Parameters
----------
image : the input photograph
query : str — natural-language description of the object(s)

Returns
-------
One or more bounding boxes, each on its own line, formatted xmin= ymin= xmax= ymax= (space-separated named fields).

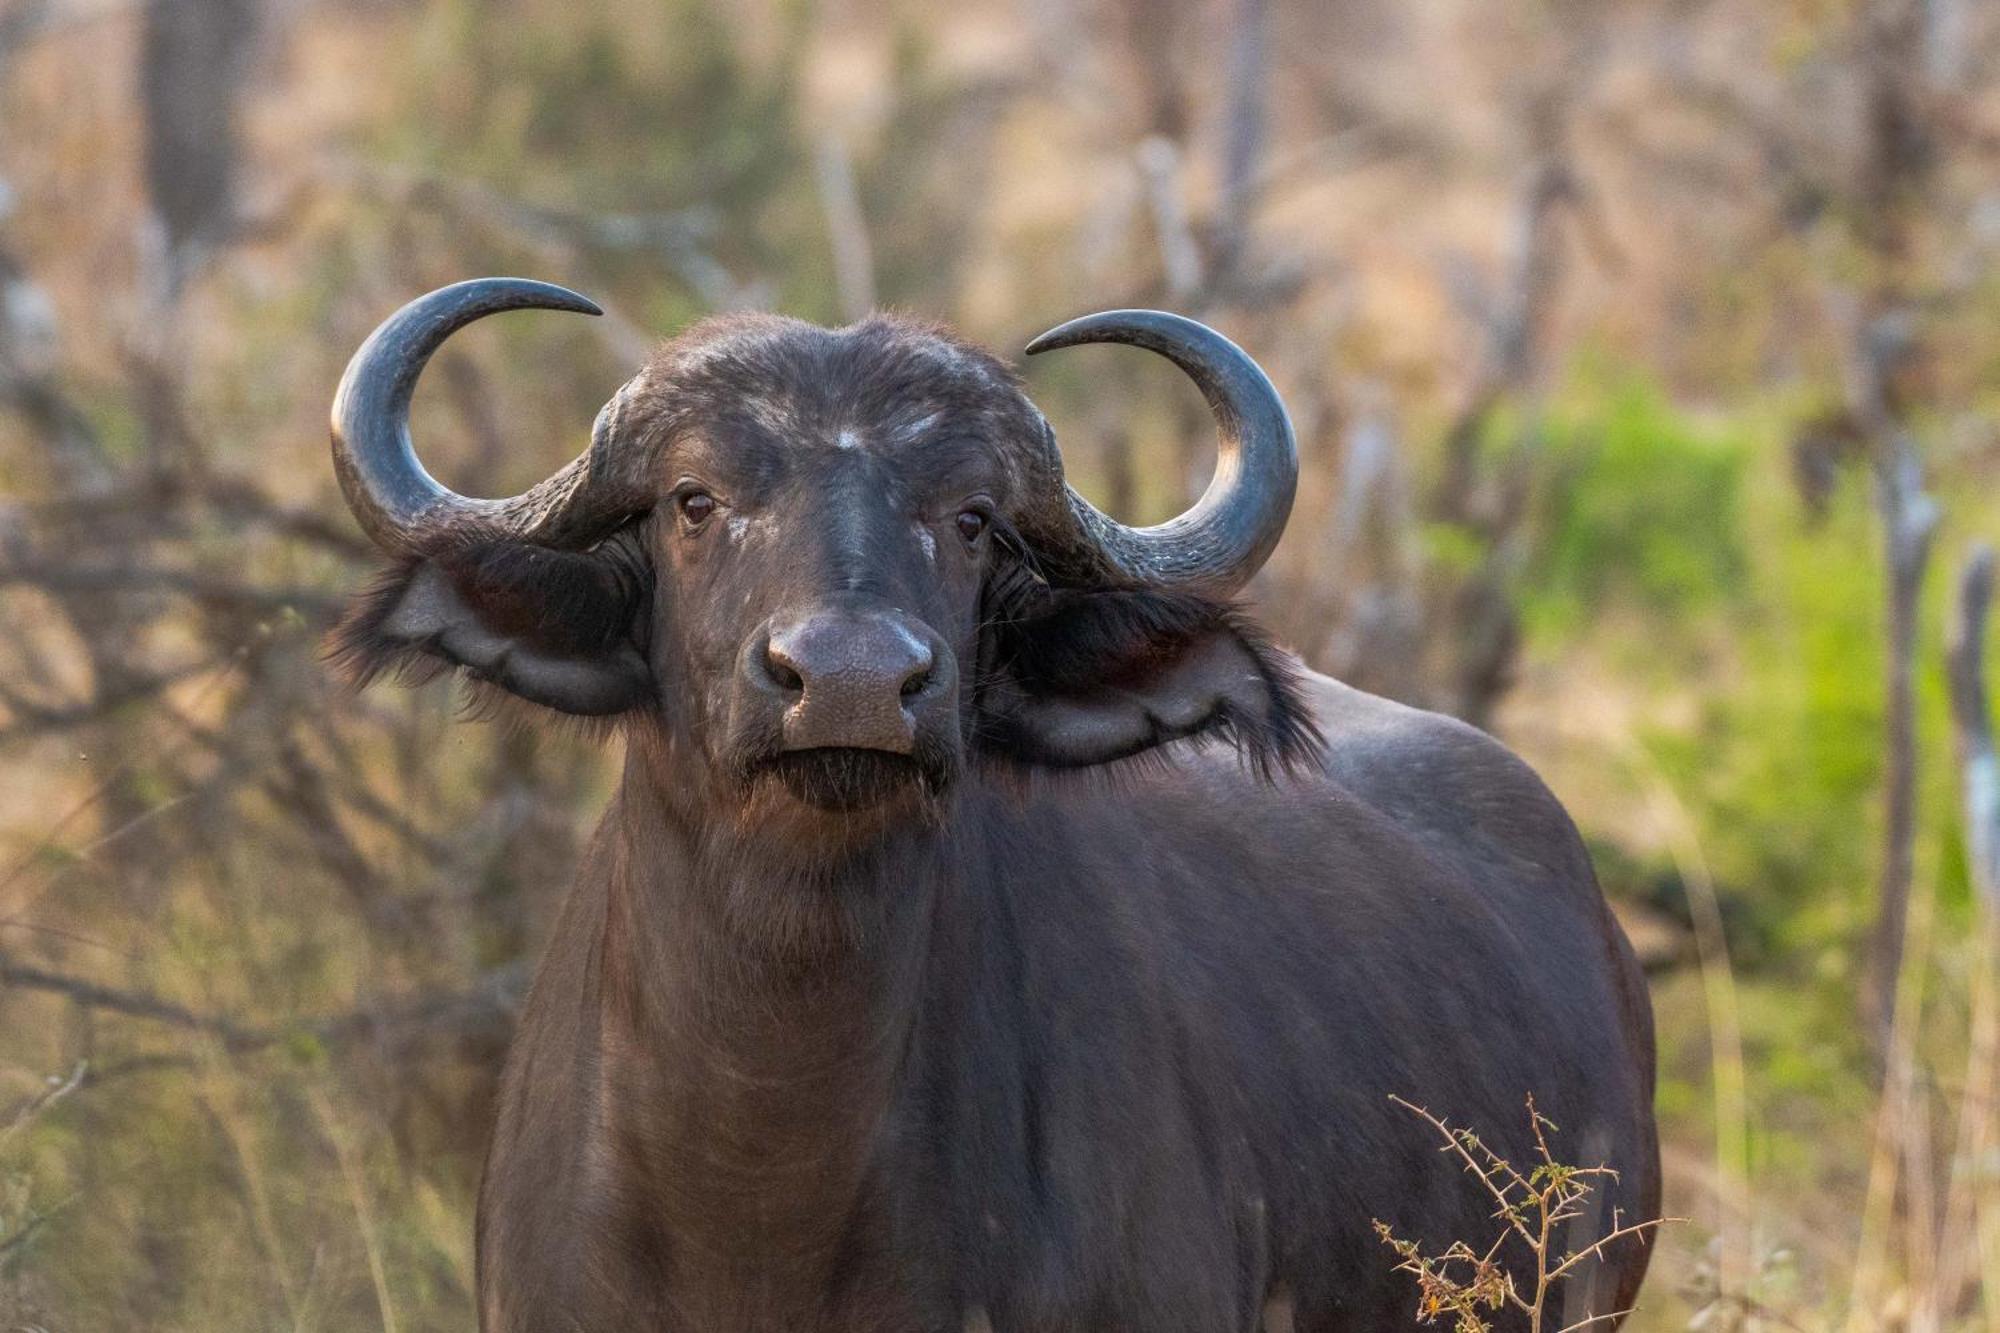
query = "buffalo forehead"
xmin=646 ymin=323 xmax=1031 ymax=493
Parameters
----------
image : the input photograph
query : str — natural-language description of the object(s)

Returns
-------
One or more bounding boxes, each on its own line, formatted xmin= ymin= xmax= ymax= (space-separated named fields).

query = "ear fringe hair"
xmin=976 ymin=567 xmax=1324 ymax=782
xmin=323 ymin=526 xmax=653 ymax=737
xmin=1207 ymin=607 xmax=1323 ymax=781
xmin=324 ymin=570 xmax=642 ymax=741
xmin=322 ymin=556 xmax=445 ymax=691
xmin=974 ymin=640 xmax=1319 ymax=788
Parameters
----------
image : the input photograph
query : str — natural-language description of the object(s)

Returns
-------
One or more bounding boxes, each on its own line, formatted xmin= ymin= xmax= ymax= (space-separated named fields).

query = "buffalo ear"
xmin=975 ymin=585 xmax=1319 ymax=772
xmin=327 ymin=530 xmax=653 ymax=717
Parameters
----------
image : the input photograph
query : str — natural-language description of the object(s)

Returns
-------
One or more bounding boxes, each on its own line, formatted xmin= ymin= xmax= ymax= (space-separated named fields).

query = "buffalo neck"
xmin=588 ymin=748 xmax=951 ymax=1304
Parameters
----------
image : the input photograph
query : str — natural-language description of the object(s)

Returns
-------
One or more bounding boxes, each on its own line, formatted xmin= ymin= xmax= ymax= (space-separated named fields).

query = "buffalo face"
xmin=328 ymin=283 xmax=1317 ymax=836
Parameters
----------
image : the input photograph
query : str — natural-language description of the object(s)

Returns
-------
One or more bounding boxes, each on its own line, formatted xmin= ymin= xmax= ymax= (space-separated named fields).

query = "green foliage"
xmin=1521 ymin=374 xmax=1913 ymax=936
xmin=1525 ymin=369 xmax=1749 ymax=643
xmin=1422 ymin=520 xmax=1491 ymax=581
xmin=1631 ymin=413 xmax=1967 ymax=952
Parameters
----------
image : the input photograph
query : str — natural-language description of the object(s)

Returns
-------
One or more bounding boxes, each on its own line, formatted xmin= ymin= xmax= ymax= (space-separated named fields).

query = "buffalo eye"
xmin=956 ymin=509 xmax=987 ymax=545
xmin=678 ymin=491 xmax=717 ymax=530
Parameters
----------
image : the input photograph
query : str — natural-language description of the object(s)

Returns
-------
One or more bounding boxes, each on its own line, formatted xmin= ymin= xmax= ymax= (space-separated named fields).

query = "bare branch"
xmin=1950 ymin=545 xmax=1999 ymax=906
xmin=1930 ymin=543 xmax=2000 ymax=1321
xmin=0 ymin=559 xmax=341 ymax=617
xmin=0 ymin=1190 xmax=73 ymax=1260
xmin=141 ymin=0 xmax=260 ymax=299
xmin=1382 ymin=1095 xmax=1673 ymax=1332
xmin=1389 ymin=1095 xmax=1540 ymax=1249
xmin=1209 ymin=0 xmax=1269 ymax=293
xmin=11 ymin=471 xmax=373 ymax=560
xmin=326 ymin=158 xmax=714 ymax=354
xmin=1553 ymin=1308 xmax=1638 ymax=1333
xmin=0 ymin=1058 xmax=83 ymax=1141
xmin=1544 ymin=1214 xmax=1674 ymax=1286
xmin=1851 ymin=308 xmax=1940 ymax=1038
xmin=1136 ymin=136 xmax=1202 ymax=304
xmin=814 ymin=131 xmax=875 ymax=322
xmin=0 ymin=951 xmax=528 ymax=1055
xmin=0 ymin=952 xmax=257 ymax=1044
xmin=0 ymin=655 xmax=221 ymax=740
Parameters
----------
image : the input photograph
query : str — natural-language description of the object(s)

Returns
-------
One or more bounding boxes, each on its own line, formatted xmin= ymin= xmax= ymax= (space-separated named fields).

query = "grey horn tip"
xmin=1024 ymin=309 xmax=1186 ymax=357
xmin=450 ymin=276 xmax=603 ymax=318
xmin=1021 ymin=328 xmax=1066 ymax=357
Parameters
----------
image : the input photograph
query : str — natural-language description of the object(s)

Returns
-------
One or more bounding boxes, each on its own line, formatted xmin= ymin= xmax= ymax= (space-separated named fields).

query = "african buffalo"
xmin=329 ymin=278 xmax=1658 ymax=1332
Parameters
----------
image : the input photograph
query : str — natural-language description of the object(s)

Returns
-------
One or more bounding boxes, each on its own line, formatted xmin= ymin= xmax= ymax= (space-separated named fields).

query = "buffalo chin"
xmin=762 ymin=748 xmax=936 ymax=813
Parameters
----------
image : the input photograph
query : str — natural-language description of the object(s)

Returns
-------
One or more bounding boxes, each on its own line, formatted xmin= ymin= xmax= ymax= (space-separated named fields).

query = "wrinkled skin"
xmin=333 ymin=312 xmax=1659 ymax=1332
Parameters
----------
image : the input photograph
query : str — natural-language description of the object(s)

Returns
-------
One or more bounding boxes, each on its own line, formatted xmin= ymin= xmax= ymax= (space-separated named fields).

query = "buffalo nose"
xmin=758 ymin=609 xmax=944 ymax=753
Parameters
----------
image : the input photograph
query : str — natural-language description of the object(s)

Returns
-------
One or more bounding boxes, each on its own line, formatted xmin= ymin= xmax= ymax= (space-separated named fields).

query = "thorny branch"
xmin=1378 ymin=1095 xmax=1672 ymax=1333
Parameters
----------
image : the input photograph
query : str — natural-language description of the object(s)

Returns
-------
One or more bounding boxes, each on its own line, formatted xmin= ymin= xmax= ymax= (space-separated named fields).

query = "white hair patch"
xmin=893 ymin=411 xmax=943 ymax=445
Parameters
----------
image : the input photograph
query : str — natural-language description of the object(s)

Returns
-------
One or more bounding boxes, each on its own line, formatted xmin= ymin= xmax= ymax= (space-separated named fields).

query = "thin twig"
xmin=0 ymin=952 xmax=528 ymax=1055
xmin=308 ymin=1085 xmax=400 ymax=1333
xmin=1381 ymin=1095 xmax=1674 ymax=1332
xmin=0 ymin=1058 xmax=83 ymax=1141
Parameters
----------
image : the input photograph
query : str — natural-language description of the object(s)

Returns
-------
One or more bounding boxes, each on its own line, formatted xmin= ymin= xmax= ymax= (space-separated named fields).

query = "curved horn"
xmin=332 ymin=278 xmax=652 ymax=555
xmin=1022 ymin=310 xmax=1297 ymax=598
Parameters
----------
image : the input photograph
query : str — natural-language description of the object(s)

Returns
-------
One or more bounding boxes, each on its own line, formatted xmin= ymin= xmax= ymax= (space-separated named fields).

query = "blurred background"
xmin=0 ymin=0 xmax=1995 ymax=1327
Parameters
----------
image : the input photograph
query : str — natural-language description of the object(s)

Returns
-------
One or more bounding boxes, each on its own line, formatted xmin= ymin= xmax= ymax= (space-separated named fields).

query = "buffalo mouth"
xmin=758 ymin=747 xmax=938 ymax=812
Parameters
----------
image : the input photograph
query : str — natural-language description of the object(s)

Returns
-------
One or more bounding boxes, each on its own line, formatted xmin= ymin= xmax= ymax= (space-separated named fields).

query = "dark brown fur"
xmin=331 ymin=314 xmax=1659 ymax=1332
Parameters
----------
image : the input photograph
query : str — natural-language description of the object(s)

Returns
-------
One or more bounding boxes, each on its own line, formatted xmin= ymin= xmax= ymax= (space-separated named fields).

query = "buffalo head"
xmin=329 ymin=280 xmax=1312 ymax=839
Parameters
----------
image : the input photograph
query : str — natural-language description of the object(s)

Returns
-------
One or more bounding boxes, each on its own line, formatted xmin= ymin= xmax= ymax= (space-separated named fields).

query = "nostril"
xmin=763 ymin=641 xmax=805 ymax=694
xmin=759 ymin=614 xmax=942 ymax=717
